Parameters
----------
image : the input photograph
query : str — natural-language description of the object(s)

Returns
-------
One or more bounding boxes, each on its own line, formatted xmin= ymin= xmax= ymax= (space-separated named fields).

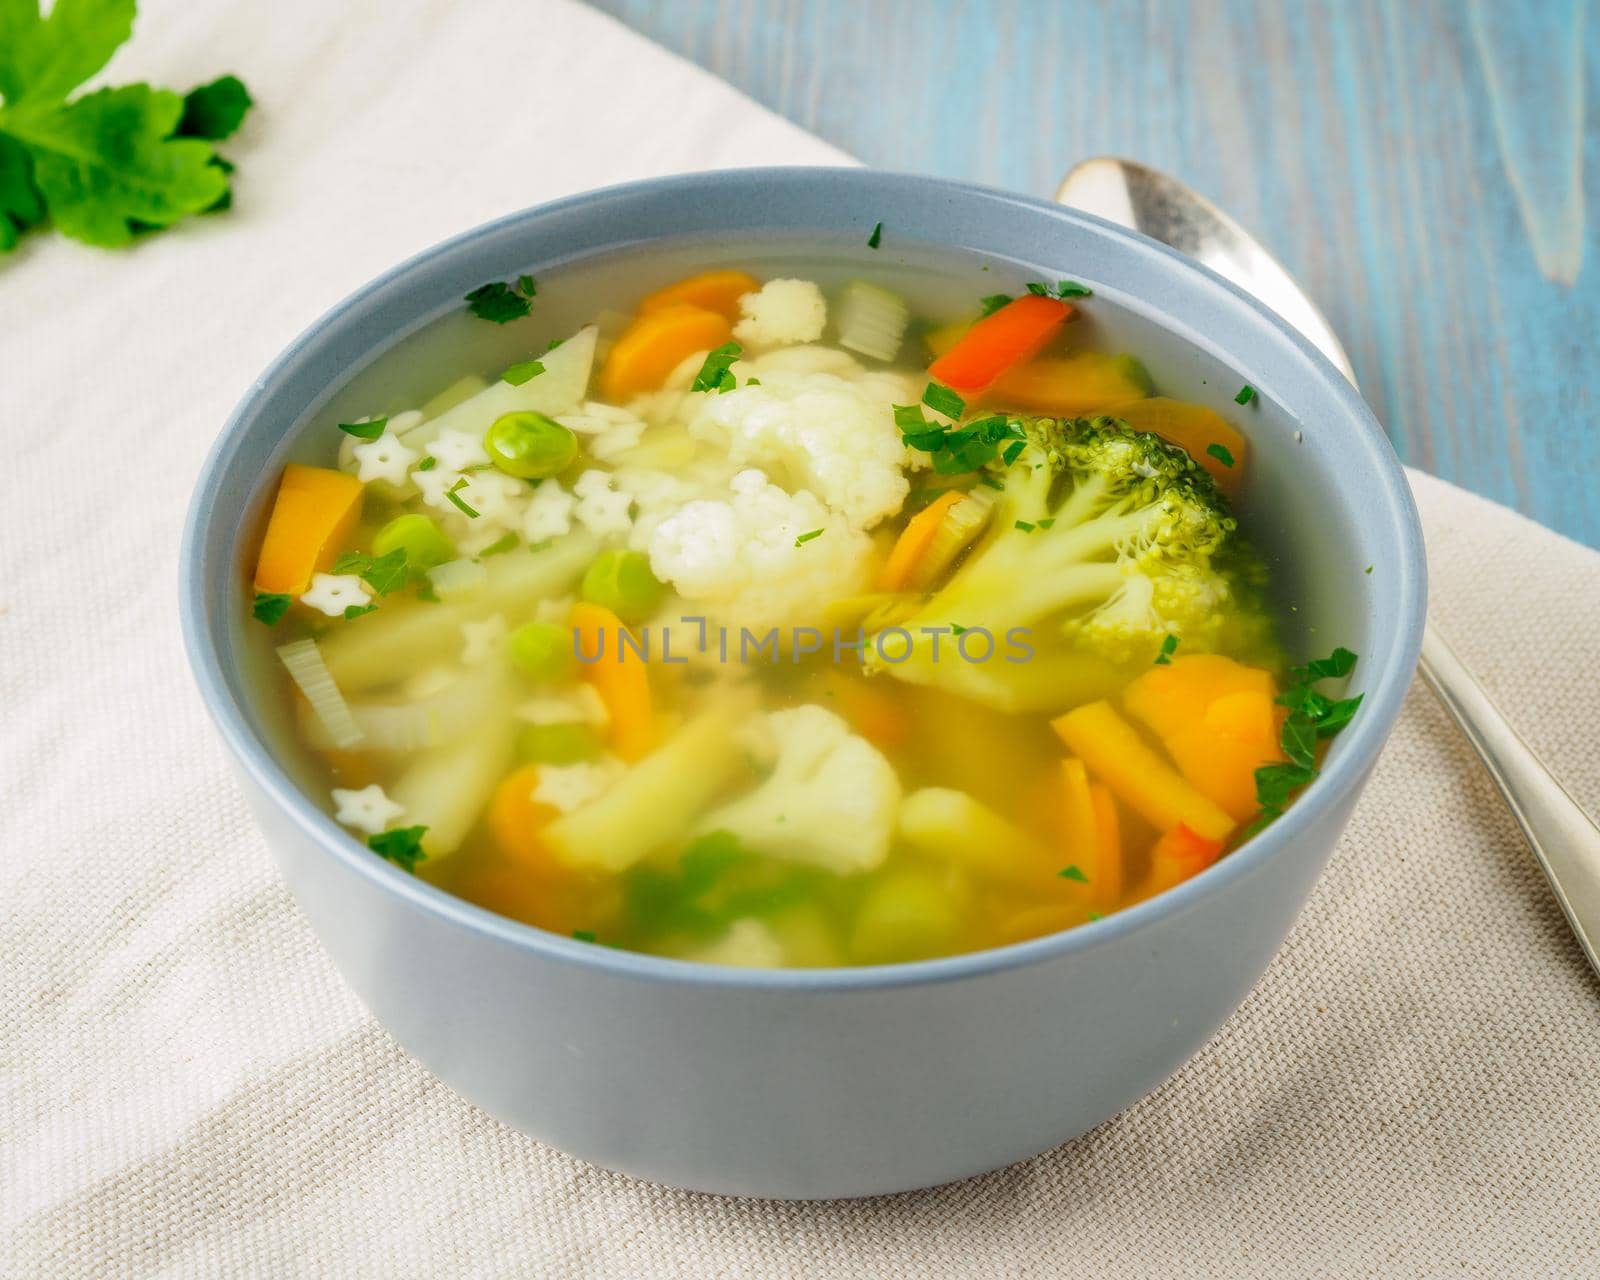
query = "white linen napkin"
xmin=3 ymin=1 xmax=1597 ymax=1275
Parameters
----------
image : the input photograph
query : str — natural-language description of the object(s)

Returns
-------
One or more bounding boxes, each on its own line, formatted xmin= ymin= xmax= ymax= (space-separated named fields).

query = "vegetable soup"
xmin=247 ymin=250 xmax=1363 ymax=967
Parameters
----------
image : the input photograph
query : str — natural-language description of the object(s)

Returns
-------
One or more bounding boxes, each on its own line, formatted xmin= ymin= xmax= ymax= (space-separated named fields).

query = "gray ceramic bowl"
xmin=181 ymin=168 xmax=1425 ymax=1199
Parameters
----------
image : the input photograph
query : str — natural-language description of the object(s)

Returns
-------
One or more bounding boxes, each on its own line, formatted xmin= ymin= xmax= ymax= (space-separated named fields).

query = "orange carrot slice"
xmin=927 ymin=294 xmax=1073 ymax=394
xmin=987 ymin=352 xmax=1152 ymax=415
xmin=1051 ymin=700 xmax=1236 ymax=843
xmin=570 ymin=601 xmax=655 ymax=761
xmin=1109 ymin=398 xmax=1248 ymax=492
xmin=1143 ymin=822 xmax=1227 ymax=898
xmin=253 ymin=463 xmax=364 ymax=595
xmin=875 ymin=491 xmax=963 ymax=591
xmin=1089 ymin=782 xmax=1123 ymax=906
xmin=598 ymin=303 xmax=732 ymax=402
xmin=638 ymin=269 xmax=760 ymax=322
xmin=488 ymin=763 xmax=561 ymax=873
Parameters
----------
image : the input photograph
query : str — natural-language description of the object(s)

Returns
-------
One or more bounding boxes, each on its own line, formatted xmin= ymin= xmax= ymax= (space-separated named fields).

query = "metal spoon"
xmin=1057 ymin=157 xmax=1600 ymax=979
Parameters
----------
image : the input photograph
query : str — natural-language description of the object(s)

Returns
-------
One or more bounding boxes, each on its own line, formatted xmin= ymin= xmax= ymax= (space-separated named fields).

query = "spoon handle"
xmin=1418 ymin=622 xmax=1600 ymax=973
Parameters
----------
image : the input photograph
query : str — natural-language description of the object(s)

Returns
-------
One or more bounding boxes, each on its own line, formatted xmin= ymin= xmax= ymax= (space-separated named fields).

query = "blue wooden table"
xmin=594 ymin=0 xmax=1599 ymax=548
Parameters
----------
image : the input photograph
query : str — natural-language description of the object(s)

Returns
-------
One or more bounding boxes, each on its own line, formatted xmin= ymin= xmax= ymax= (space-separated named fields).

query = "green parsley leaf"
xmin=745 ymin=377 xmax=761 ymax=387
xmin=333 ymin=547 xmax=411 ymax=596
xmin=0 ymin=134 xmax=45 ymax=250
xmin=1058 ymin=865 xmax=1088 ymax=883
xmin=1364 ymin=565 xmax=1374 ymax=575
xmin=902 ymin=427 xmax=950 ymax=453
xmin=691 ymin=341 xmax=742 ymax=393
xmin=1025 ymin=280 xmax=1093 ymax=300
xmin=1001 ymin=439 xmax=1026 ymax=465
xmin=502 ymin=358 xmax=545 ymax=386
xmin=948 ymin=623 xmax=967 ymax=635
xmin=1206 ymin=442 xmax=1236 ymax=468
xmin=978 ymin=293 xmax=1014 ymax=317
xmin=1154 ymin=633 xmax=1179 ymax=665
xmin=251 ymin=591 xmax=291 ymax=625
xmin=478 ymin=532 xmax=519 ymax=558
xmin=794 ymin=528 xmax=824 ymax=547
xmin=1 ymin=83 xmax=230 ymax=249
xmin=465 ymin=280 xmax=533 ymax=323
xmin=342 ymin=602 xmax=377 ymax=620
xmin=517 ymin=274 xmax=537 ymax=297
xmin=337 ymin=417 xmax=387 ymax=440
xmin=572 ymin=929 xmax=598 ymax=943
xmin=1037 ymin=517 xmax=1056 ymax=529
xmin=921 ymin=381 xmax=965 ymax=420
xmin=1249 ymin=647 xmax=1363 ymax=827
xmin=1235 ymin=383 xmax=1257 ymax=405
xmin=417 ymin=455 xmax=437 ymax=471
xmin=867 ymin=220 xmax=883 ymax=248
xmin=444 ymin=478 xmax=479 ymax=518
xmin=367 ymin=825 xmax=428 ymax=872
xmin=175 ymin=74 xmax=252 ymax=141
xmin=1014 ymin=519 xmax=1036 ymax=533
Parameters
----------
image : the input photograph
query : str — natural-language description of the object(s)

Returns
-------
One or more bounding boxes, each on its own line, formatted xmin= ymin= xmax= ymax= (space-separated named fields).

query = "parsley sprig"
xmin=368 ymin=826 xmax=428 ymax=872
xmin=1250 ymin=647 xmax=1363 ymax=832
xmin=691 ymin=341 xmax=742 ymax=393
xmin=465 ymin=274 xmax=537 ymax=323
xmin=0 ymin=2 xmax=252 ymax=254
xmin=1026 ymin=280 xmax=1093 ymax=300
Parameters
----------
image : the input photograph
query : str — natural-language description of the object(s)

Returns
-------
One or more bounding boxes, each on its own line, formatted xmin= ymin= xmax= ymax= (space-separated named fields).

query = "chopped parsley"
xmin=368 ymin=825 xmax=428 ymax=872
xmin=332 ymin=547 xmax=411 ymax=595
xmin=1087 ymin=910 xmax=1104 ymax=921
xmin=1037 ymin=517 xmax=1056 ymax=529
xmin=1014 ymin=519 xmax=1036 ymax=533
xmin=1058 ymin=865 xmax=1089 ymax=883
xmin=1365 ymin=565 xmax=1374 ymax=575
xmin=691 ymin=341 xmax=742 ymax=393
xmin=465 ymin=275 xmax=537 ymax=323
xmin=1026 ymin=280 xmax=1093 ymax=299
xmin=978 ymin=293 xmax=1014 ymax=317
xmin=949 ymin=623 xmax=967 ymax=635
xmin=417 ymin=455 xmax=437 ymax=471
xmin=930 ymin=415 xmax=1025 ymax=476
xmin=478 ymin=532 xmax=519 ymax=558
xmin=1235 ymin=383 xmax=1257 ymax=405
xmin=502 ymin=358 xmax=545 ymax=386
xmin=0 ymin=8 xmax=252 ymax=256
xmin=1206 ymin=442 xmax=1236 ymax=468
xmin=251 ymin=592 xmax=291 ymax=625
xmin=867 ymin=221 xmax=883 ymax=248
xmin=572 ymin=929 xmax=598 ymax=943
xmin=337 ymin=417 xmax=387 ymax=440
xmin=921 ymin=382 xmax=965 ymax=420
xmin=1249 ymin=647 xmax=1363 ymax=832
xmin=342 ymin=603 xmax=377 ymax=620
xmin=1154 ymin=634 xmax=1180 ymax=665
xmin=444 ymin=477 xmax=479 ymax=518
xmin=794 ymin=528 xmax=824 ymax=547
xmin=1001 ymin=439 xmax=1026 ymax=465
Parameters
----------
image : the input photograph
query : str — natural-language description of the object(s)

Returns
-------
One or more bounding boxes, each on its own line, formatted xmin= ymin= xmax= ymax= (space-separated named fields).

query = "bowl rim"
xmin=180 ymin=166 xmax=1426 ymax=992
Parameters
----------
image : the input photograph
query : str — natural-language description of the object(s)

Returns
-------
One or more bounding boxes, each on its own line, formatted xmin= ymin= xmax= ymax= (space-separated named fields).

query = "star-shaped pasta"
xmin=532 ymin=759 xmax=624 ymax=813
xmin=429 ymin=428 xmax=491 ymax=472
xmin=573 ymin=469 xmax=632 ymax=536
xmin=413 ymin=465 xmax=466 ymax=509
xmin=523 ymin=479 xmax=576 ymax=541
xmin=301 ymin=573 xmax=372 ymax=618
xmin=460 ymin=613 xmax=508 ymax=665
xmin=351 ymin=431 xmax=419 ymax=486
xmin=331 ymin=784 xmax=405 ymax=835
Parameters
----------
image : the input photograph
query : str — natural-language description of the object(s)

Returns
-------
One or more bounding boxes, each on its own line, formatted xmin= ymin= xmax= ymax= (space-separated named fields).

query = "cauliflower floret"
xmin=684 ymin=370 xmax=911 ymax=528
xmin=645 ymin=469 xmax=870 ymax=631
xmin=698 ymin=704 xmax=900 ymax=874
xmin=732 ymin=279 xmax=826 ymax=349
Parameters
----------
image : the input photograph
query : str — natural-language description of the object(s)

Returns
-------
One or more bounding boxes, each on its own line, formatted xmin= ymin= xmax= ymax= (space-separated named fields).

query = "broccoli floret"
xmin=866 ymin=416 xmax=1275 ymax=711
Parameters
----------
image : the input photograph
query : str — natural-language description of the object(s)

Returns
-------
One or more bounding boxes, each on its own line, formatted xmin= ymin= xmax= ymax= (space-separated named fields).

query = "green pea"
xmin=581 ymin=548 xmax=665 ymax=623
xmin=372 ymin=513 xmax=455 ymax=569
xmin=508 ymin=620 xmax=574 ymax=683
xmin=484 ymin=411 xmax=578 ymax=479
xmin=517 ymin=721 xmax=603 ymax=765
